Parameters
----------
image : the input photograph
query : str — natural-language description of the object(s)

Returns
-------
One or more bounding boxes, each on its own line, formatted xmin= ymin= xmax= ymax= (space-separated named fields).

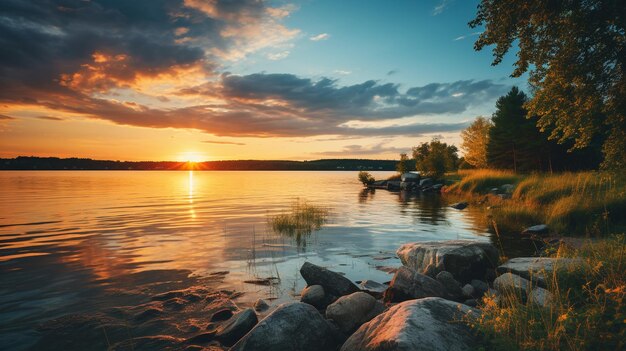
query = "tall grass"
xmin=470 ymin=235 xmax=626 ymax=351
xmin=269 ymin=200 xmax=330 ymax=246
xmin=446 ymin=170 xmax=626 ymax=235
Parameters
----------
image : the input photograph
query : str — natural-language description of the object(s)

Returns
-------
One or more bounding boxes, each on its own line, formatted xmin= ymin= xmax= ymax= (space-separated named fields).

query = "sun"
xmin=178 ymin=152 xmax=206 ymax=163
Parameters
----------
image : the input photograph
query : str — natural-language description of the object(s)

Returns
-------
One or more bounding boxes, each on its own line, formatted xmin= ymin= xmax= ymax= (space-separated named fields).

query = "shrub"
xmin=358 ymin=171 xmax=375 ymax=186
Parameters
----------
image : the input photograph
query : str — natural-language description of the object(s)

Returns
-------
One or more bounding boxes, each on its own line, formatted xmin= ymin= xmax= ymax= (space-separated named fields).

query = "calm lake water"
xmin=0 ymin=171 xmax=526 ymax=349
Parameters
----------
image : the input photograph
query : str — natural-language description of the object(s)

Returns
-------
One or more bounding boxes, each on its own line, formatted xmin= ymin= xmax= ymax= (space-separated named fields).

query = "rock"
xmin=432 ymin=184 xmax=444 ymax=191
xmin=253 ymin=299 xmax=269 ymax=312
xmin=358 ymin=280 xmax=387 ymax=298
xmin=436 ymin=271 xmax=462 ymax=299
xmin=497 ymin=257 xmax=583 ymax=287
xmin=463 ymin=299 xmax=478 ymax=307
xmin=471 ymin=279 xmax=489 ymax=296
xmin=450 ymin=202 xmax=469 ymax=210
xmin=396 ymin=240 xmax=499 ymax=283
xmin=461 ymin=284 xmax=475 ymax=299
xmin=387 ymin=181 xmax=401 ymax=191
xmin=300 ymin=262 xmax=359 ymax=298
xmin=493 ymin=273 xmax=531 ymax=301
xmin=230 ymin=302 xmax=340 ymax=351
xmin=326 ymin=292 xmax=385 ymax=334
xmin=500 ymin=184 xmax=515 ymax=193
xmin=401 ymin=173 xmax=420 ymax=182
xmin=188 ymin=331 xmax=216 ymax=344
xmin=341 ymin=297 xmax=480 ymax=351
xmin=300 ymin=285 xmax=327 ymax=309
xmin=529 ymin=287 xmax=553 ymax=308
xmin=384 ymin=266 xmax=446 ymax=302
xmin=211 ymin=309 xmax=234 ymax=322
xmin=215 ymin=308 xmax=258 ymax=345
xmin=522 ymin=224 xmax=549 ymax=235
xmin=419 ymin=178 xmax=433 ymax=187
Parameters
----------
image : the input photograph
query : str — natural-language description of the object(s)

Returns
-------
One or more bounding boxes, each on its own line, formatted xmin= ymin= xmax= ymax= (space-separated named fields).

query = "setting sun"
xmin=178 ymin=152 xmax=206 ymax=163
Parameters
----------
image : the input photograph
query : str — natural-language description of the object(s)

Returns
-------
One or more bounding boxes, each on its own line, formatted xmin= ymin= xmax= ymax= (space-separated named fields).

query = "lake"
xmin=0 ymin=171 xmax=521 ymax=349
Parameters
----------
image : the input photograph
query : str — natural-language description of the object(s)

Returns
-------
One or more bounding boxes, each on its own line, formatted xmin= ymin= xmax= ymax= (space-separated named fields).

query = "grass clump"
xmin=470 ymin=235 xmax=626 ymax=351
xmin=269 ymin=200 xmax=330 ymax=246
xmin=446 ymin=169 xmax=523 ymax=194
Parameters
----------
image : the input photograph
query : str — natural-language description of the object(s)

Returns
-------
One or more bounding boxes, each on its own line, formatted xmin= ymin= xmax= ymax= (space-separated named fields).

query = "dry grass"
xmin=470 ymin=235 xmax=626 ymax=351
xmin=446 ymin=170 xmax=626 ymax=235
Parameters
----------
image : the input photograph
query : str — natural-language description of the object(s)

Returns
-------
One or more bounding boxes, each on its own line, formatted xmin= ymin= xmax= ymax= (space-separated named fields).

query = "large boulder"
xmin=497 ymin=257 xmax=582 ymax=287
xmin=436 ymin=271 xmax=463 ymax=300
xmin=384 ymin=266 xmax=446 ymax=302
xmin=215 ymin=308 xmax=258 ymax=345
xmin=493 ymin=273 xmax=531 ymax=301
xmin=230 ymin=302 xmax=340 ymax=351
xmin=396 ymin=240 xmax=499 ymax=283
xmin=358 ymin=280 xmax=388 ymax=298
xmin=300 ymin=262 xmax=359 ymax=298
xmin=326 ymin=292 xmax=385 ymax=334
xmin=341 ymin=297 xmax=480 ymax=351
xmin=529 ymin=287 xmax=554 ymax=308
xmin=300 ymin=285 xmax=327 ymax=309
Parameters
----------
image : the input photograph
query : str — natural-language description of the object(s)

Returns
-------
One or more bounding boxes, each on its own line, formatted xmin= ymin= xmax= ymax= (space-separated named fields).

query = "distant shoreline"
xmin=0 ymin=156 xmax=406 ymax=171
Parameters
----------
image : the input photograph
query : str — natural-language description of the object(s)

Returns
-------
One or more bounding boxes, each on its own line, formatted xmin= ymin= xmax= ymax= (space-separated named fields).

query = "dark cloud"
xmin=0 ymin=114 xmax=15 ymax=120
xmin=0 ymin=1 xmax=507 ymax=139
xmin=316 ymin=142 xmax=410 ymax=156
xmin=203 ymin=140 xmax=246 ymax=145
xmin=37 ymin=116 xmax=64 ymax=121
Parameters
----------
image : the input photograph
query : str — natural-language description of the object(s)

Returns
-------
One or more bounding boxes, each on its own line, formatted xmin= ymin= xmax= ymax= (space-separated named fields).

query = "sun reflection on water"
xmin=188 ymin=170 xmax=196 ymax=219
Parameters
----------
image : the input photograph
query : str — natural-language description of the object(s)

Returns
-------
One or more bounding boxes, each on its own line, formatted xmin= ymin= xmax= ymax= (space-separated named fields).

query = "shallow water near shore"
xmin=0 ymin=171 xmax=536 ymax=349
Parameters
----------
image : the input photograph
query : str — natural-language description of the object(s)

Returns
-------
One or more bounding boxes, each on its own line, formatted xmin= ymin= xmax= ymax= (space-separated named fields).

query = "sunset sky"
xmin=0 ymin=0 xmax=525 ymax=161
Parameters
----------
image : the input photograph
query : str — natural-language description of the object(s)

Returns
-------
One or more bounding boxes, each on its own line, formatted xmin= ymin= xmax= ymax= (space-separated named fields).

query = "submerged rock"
xmin=215 ymin=308 xmax=258 ymax=346
xmin=300 ymin=285 xmax=327 ymax=309
xmin=497 ymin=257 xmax=583 ymax=287
xmin=230 ymin=302 xmax=340 ymax=351
xmin=340 ymin=297 xmax=480 ymax=351
xmin=384 ymin=266 xmax=446 ymax=302
xmin=253 ymin=299 xmax=269 ymax=312
xmin=450 ymin=202 xmax=469 ymax=210
xmin=210 ymin=309 xmax=234 ymax=322
xmin=325 ymin=292 xmax=385 ymax=334
xmin=396 ymin=240 xmax=499 ymax=283
xmin=300 ymin=262 xmax=359 ymax=298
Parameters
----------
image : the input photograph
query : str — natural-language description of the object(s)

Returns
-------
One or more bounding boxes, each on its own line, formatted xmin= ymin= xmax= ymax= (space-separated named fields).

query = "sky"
xmin=0 ymin=0 xmax=526 ymax=161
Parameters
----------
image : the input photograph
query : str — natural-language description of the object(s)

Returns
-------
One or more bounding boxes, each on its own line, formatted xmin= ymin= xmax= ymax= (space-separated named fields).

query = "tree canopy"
xmin=470 ymin=0 xmax=626 ymax=169
xmin=461 ymin=116 xmax=492 ymax=168
xmin=412 ymin=139 xmax=458 ymax=179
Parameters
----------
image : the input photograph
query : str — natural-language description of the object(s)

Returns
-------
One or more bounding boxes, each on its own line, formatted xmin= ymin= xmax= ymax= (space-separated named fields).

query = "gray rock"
xmin=529 ymin=287 xmax=554 ymax=308
xmin=450 ymin=201 xmax=469 ymax=210
xmin=497 ymin=257 xmax=583 ymax=287
xmin=253 ymin=299 xmax=269 ymax=312
xmin=384 ymin=266 xmax=446 ymax=302
xmin=419 ymin=178 xmax=434 ymax=188
xmin=215 ymin=308 xmax=258 ymax=345
xmin=463 ymin=299 xmax=478 ymax=307
xmin=436 ymin=271 xmax=462 ymax=299
xmin=493 ymin=273 xmax=531 ymax=301
xmin=300 ymin=262 xmax=359 ymax=298
xmin=325 ymin=292 xmax=385 ymax=334
xmin=401 ymin=173 xmax=420 ymax=182
xmin=461 ymin=284 xmax=475 ymax=299
xmin=341 ymin=297 xmax=480 ymax=351
xmin=396 ymin=240 xmax=499 ymax=283
xmin=500 ymin=184 xmax=515 ymax=193
xmin=471 ymin=279 xmax=489 ymax=296
xmin=358 ymin=280 xmax=387 ymax=298
xmin=300 ymin=285 xmax=327 ymax=309
xmin=522 ymin=224 xmax=549 ymax=235
xmin=230 ymin=302 xmax=340 ymax=351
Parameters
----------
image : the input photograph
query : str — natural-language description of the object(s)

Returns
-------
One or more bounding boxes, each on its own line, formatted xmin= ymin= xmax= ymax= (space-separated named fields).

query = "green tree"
xmin=487 ymin=87 xmax=549 ymax=171
xmin=358 ymin=171 xmax=375 ymax=186
xmin=412 ymin=139 xmax=459 ymax=179
xmin=396 ymin=153 xmax=410 ymax=174
xmin=470 ymin=0 xmax=626 ymax=170
xmin=461 ymin=116 xmax=492 ymax=168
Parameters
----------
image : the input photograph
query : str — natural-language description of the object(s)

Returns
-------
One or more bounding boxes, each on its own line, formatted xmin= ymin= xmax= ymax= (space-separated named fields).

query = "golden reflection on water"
xmin=188 ymin=170 xmax=196 ymax=219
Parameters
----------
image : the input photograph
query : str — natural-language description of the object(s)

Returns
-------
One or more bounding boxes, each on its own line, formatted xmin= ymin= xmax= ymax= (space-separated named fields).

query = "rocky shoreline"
xmin=33 ymin=239 xmax=581 ymax=350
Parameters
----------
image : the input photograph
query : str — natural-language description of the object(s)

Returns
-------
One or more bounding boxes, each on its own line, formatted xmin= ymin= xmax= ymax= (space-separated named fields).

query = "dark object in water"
xmin=450 ymin=202 xmax=468 ymax=210
xmin=211 ymin=309 xmax=234 ymax=322
xmin=243 ymin=277 xmax=280 ymax=286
